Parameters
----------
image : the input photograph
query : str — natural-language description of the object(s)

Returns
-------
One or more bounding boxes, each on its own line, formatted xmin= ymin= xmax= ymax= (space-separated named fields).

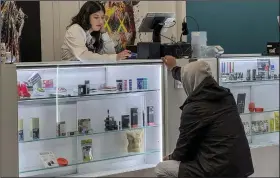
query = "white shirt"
xmin=61 ymin=24 xmax=117 ymax=62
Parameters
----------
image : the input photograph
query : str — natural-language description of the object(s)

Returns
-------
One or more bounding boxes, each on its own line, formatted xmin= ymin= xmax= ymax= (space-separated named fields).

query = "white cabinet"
xmin=40 ymin=1 xmax=80 ymax=61
xmin=53 ymin=1 xmax=80 ymax=61
xmin=40 ymin=2 xmax=55 ymax=62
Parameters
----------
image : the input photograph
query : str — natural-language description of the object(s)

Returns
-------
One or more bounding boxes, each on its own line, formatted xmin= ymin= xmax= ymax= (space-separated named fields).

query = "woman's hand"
xmin=162 ymin=55 xmax=176 ymax=70
xmin=100 ymin=26 xmax=106 ymax=34
xmin=117 ymin=50 xmax=131 ymax=60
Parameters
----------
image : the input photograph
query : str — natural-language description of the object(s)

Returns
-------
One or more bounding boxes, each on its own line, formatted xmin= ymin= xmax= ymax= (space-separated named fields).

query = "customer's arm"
xmin=169 ymin=110 xmax=206 ymax=162
xmin=163 ymin=55 xmax=181 ymax=81
xmin=171 ymin=66 xmax=181 ymax=81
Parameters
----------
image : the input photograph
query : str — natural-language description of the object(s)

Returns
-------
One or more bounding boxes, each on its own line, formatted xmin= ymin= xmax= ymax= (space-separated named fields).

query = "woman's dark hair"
xmin=68 ymin=1 xmax=106 ymax=53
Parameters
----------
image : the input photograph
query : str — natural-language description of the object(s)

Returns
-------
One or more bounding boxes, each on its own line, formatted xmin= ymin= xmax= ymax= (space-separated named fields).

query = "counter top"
xmin=15 ymin=59 xmax=163 ymax=68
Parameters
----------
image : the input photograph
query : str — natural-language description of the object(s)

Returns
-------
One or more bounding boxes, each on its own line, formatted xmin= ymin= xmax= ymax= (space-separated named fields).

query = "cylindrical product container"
xmin=143 ymin=78 xmax=148 ymax=89
xmin=248 ymin=102 xmax=255 ymax=112
xmin=252 ymin=69 xmax=256 ymax=80
xmin=191 ymin=31 xmax=207 ymax=45
xmin=264 ymin=63 xmax=269 ymax=79
xmin=246 ymin=69 xmax=251 ymax=81
xmin=129 ymin=79 xmax=132 ymax=91
xmin=137 ymin=78 xmax=143 ymax=90
xmin=191 ymin=31 xmax=207 ymax=58
xmin=116 ymin=80 xmax=123 ymax=91
xmin=85 ymin=80 xmax=90 ymax=94
xmin=123 ymin=80 xmax=127 ymax=91
xmin=78 ymin=85 xmax=83 ymax=95
xmin=270 ymin=65 xmax=275 ymax=79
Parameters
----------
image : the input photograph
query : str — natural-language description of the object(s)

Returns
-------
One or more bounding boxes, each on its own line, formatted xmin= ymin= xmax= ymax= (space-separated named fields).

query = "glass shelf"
xmin=18 ymin=89 xmax=160 ymax=104
xmin=19 ymin=125 xmax=159 ymax=143
xmin=249 ymin=132 xmax=279 ymax=149
xmin=240 ymin=109 xmax=278 ymax=116
xmin=220 ymin=79 xmax=279 ymax=87
xmin=19 ymin=149 xmax=160 ymax=174
xmin=251 ymin=131 xmax=279 ymax=136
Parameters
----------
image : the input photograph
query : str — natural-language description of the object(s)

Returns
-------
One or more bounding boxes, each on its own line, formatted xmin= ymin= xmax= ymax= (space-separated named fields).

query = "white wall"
xmin=40 ymin=1 xmax=186 ymax=61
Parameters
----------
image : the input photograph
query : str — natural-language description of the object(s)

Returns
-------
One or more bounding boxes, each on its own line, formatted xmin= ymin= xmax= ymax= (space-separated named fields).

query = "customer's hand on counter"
xmin=162 ymin=55 xmax=176 ymax=70
xmin=117 ymin=50 xmax=131 ymax=60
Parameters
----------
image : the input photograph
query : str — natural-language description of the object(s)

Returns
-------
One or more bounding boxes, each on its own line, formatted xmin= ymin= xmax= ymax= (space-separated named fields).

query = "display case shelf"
xmin=251 ymin=131 xmax=279 ymax=136
xmin=13 ymin=61 xmax=164 ymax=177
xmin=19 ymin=125 xmax=159 ymax=143
xmin=240 ymin=109 xmax=278 ymax=116
xmin=218 ymin=56 xmax=279 ymax=146
xmin=68 ymin=163 xmax=156 ymax=177
xmin=19 ymin=149 xmax=160 ymax=174
xmin=220 ymin=79 xmax=279 ymax=87
xmin=249 ymin=132 xmax=279 ymax=149
xmin=18 ymin=89 xmax=160 ymax=104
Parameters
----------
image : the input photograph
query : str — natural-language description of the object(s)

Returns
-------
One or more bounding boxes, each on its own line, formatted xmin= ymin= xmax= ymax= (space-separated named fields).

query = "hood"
xmin=181 ymin=60 xmax=212 ymax=97
xmin=180 ymin=76 xmax=232 ymax=110
xmin=180 ymin=61 xmax=231 ymax=109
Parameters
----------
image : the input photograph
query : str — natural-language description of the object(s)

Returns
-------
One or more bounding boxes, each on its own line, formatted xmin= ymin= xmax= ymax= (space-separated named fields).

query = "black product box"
xmin=57 ymin=121 xmax=66 ymax=136
xmin=266 ymin=42 xmax=280 ymax=55
xmin=236 ymin=93 xmax=246 ymax=114
xmin=130 ymin=108 xmax=138 ymax=128
xmin=126 ymin=45 xmax=137 ymax=53
xmin=31 ymin=117 xmax=40 ymax=140
xmin=121 ymin=115 xmax=130 ymax=129
xmin=147 ymin=106 xmax=155 ymax=126
xmin=160 ymin=42 xmax=192 ymax=58
xmin=137 ymin=42 xmax=161 ymax=59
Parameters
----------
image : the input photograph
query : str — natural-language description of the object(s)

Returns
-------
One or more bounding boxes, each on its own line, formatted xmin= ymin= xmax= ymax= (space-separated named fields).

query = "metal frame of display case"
xmin=0 ymin=60 xmax=167 ymax=177
xmin=0 ymin=63 xmax=19 ymax=177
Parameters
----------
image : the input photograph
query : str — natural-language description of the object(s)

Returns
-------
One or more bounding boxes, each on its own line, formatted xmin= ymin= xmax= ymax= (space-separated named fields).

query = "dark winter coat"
xmin=170 ymin=66 xmax=254 ymax=177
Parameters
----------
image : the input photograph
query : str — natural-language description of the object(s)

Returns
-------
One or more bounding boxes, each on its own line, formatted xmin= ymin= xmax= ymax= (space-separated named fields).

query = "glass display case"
xmin=15 ymin=60 xmax=164 ymax=177
xmin=218 ymin=56 xmax=279 ymax=148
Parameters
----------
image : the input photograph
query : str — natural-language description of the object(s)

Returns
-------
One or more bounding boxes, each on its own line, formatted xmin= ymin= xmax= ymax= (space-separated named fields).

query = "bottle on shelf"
xmin=270 ymin=65 xmax=275 ymax=80
xmin=264 ymin=63 xmax=269 ymax=80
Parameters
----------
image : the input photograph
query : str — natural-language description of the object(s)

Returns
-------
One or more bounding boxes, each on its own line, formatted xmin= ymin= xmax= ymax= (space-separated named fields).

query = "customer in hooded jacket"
xmin=61 ymin=1 xmax=131 ymax=61
xmin=155 ymin=56 xmax=254 ymax=177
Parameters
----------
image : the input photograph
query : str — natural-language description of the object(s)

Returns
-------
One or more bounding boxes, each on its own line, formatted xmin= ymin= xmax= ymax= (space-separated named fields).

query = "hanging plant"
xmin=1 ymin=1 xmax=26 ymax=62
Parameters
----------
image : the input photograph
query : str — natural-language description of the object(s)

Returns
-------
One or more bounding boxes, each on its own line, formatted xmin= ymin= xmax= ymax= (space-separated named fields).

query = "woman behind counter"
xmin=61 ymin=1 xmax=131 ymax=61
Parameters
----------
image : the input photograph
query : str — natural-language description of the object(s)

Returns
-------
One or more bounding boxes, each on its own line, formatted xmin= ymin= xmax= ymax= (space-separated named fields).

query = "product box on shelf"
xmin=39 ymin=151 xmax=59 ymax=168
xmin=81 ymin=139 xmax=93 ymax=162
xmin=30 ymin=117 xmax=39 ymax=140
xmin=18 ymin=119 xmax=24 ymax=141
xmin=78 ymin=118 xmax=92 ymax=134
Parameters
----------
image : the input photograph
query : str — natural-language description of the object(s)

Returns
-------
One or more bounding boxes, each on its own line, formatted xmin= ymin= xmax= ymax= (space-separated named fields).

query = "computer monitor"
xmin=138 ymin=12 xmax=176 ymax=43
